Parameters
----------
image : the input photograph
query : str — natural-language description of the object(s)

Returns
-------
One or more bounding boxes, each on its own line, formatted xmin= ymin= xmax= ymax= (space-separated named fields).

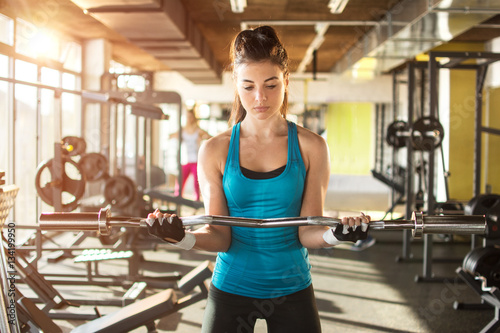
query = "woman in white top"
xmin=171 ymin=109 xmax=211 ymax=201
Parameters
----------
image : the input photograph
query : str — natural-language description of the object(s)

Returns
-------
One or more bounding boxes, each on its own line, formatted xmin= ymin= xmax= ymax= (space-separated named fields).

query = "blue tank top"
xmin=212 ymin=121 xmax=311 ymax=298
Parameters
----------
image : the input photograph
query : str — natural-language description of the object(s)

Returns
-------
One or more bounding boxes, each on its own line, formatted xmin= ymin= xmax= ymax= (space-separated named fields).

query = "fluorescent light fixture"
xmin=328 ymin=0 xmax=349 ymax=14
xmin=297 ymin=24 xmax=329 ymax=74
xmin=230 ymin=0 xmax=247 ymax=13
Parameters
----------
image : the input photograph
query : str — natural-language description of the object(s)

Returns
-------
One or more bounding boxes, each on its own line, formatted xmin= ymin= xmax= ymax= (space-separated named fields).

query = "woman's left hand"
xmin=323 ymin=213 xmax=371 ymax=245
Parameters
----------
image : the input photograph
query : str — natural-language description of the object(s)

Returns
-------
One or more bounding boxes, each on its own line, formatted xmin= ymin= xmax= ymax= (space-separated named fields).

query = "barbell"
xmin=39 ymin=209 xmax=487 ymax=239
xmin=386 ymin=116 xmax=444 ymax=151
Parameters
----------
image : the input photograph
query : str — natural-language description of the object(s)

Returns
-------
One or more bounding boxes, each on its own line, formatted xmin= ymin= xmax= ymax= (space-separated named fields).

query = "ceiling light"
xmin=328 ymin=0 xmax=349 ymax=14
xmin=230 ymin=0 xmax=247 ymax=13
xmin=297 ymin=24 xmax=329 ymax=74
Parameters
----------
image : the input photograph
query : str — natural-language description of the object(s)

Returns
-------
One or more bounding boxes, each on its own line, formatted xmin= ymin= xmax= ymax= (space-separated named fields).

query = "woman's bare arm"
xmin=191 ymin=132 xmax=232 ymax=252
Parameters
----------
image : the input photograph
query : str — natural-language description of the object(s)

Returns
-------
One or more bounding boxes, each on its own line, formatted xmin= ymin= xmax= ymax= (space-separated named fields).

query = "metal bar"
xmin=403 ymin=61 xmax=416 ymax=260
xmin=474 ymin=66 xmax=484 ymax=197
xmin=481 ymin=126 xmax=500 ymax=136
xmin=38 ymin=210 xmax=487 ymax=239
xmin=380 ymin=104 xmax=385 ymax=172
xmin=421 ymin=54 xmax=439 ymax=280
xmin=374 ymin=104 xmax=379 ymax=171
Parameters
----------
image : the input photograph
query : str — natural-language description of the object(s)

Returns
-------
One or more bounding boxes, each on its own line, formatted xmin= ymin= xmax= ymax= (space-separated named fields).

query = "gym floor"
xmin=19 ymin=212 xmax=494 ymax=333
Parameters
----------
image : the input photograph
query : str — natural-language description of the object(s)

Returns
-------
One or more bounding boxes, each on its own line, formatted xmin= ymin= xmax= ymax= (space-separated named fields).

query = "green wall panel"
xmin=326 ymin=102 xmax=373 ymax=175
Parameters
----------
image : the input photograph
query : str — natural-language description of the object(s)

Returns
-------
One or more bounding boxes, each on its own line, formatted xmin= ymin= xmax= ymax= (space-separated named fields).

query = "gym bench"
xmin=71 ymin=260 xmax=213 ymax=333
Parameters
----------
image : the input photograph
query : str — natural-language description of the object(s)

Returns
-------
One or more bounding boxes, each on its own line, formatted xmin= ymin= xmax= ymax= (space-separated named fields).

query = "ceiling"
xmin=3 ymin=0 xmax=500 ymax=84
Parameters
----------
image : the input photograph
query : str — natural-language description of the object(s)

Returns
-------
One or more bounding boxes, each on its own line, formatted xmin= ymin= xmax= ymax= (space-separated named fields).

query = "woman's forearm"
xmin=191 ymin=225 xmax=231 ymax=252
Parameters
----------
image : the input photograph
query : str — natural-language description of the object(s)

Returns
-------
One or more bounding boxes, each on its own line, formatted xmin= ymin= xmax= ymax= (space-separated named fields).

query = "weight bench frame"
xmin=71 ymin=260 xmax=213 ymax=333
xmin=456 ymin=267 xmax=500 ymax=333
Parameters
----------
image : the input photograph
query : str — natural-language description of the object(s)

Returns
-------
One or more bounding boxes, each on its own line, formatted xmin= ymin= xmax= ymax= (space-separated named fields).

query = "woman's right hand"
xmin=146 ymin=209 xmax=185 ymax=243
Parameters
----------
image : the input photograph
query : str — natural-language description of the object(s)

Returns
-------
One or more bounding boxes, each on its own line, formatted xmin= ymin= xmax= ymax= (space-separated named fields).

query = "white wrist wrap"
xmin=170 ymin=232 xmax=196 ymax=250
xmin=323 ymin=229 xmax=341 ymax=246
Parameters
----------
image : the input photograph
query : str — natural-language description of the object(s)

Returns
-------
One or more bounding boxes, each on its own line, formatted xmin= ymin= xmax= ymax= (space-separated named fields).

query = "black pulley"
xmin=35 ymin=157 xmax=86 ymax=212
xmin=410 ymin=116 xmax=444 ymax=151
xmin=104 ymin=175 xmax=137 ymax=208
xmin=462 ymin=246 xmax=500 ymax=289
xmin=61 ymin=136 xmax=87 ymax=156
xmin=78 ymin=153 xmax=109 ymax=182
xmin=386 ymin=120 xmax=409 ymax=149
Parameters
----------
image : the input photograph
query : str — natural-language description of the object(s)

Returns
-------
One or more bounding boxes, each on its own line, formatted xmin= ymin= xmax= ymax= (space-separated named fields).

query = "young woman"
xmin=170 ymin=109 xmax=211 ymax=201
xmin=147 ymin=26 xmax=370 ymax=333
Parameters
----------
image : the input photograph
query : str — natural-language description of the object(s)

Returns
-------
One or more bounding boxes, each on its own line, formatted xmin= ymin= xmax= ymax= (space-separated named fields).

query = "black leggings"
xmin=201 ymin=283 xmax=322 ymax=333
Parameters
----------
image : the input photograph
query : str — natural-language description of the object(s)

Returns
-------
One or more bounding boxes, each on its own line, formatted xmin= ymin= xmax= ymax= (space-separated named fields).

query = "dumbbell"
xmin=39 ymin=209 xmax=487 ymax=239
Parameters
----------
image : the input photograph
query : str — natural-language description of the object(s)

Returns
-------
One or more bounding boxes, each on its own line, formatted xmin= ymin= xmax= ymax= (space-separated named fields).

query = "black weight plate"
xmin=79 ymin=153 xmax=108 ymax=182
xmin=386 ymin=120 xmax=408 ymax=149
xmin=462 ymin=247 xmax=490 ymax=275
xmin=104 ymin=175 xmax=137 ymax=208
xmin=465 ymin=194 xmax=500 ymax=215
xmin=410 ymin=116 xmax=444 ymax=151
xmin=35 ymin=157 xmax=86 ymax=212
xmin=463 ymin=247 xmax=500 ymax=289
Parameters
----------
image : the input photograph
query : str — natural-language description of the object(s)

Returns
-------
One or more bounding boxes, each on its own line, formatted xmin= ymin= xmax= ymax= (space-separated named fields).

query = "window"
xmin=0 ymin=14 xmax=14 ymax=46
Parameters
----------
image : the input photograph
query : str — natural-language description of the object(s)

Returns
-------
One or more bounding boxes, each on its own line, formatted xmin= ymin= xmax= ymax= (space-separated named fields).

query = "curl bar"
xmin=38 ymin=209 xmax=487 ymax=239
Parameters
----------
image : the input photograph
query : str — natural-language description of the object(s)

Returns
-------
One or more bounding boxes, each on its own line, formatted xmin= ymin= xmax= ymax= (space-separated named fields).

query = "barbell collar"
xmin=98 ymin=208 xmax=111 ymax=236
xmin=38 ymin=209 xmax=487 ymax=238
xmin=413 ymin=211 xmax=424 ymax=238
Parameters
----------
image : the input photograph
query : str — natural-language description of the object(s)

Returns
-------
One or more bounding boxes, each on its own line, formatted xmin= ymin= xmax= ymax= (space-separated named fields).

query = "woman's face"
xmin=187 ymin=111 xmax=196 ymax=125
xmin=235 ymin=60 xmax=288 ymax=121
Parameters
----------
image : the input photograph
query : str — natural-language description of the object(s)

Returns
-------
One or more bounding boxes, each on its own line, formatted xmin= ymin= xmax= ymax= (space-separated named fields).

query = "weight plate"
xmin=386 ymin=120 xmax=408 ymax=149
xmin=79 ymin=153 xmax=108 ymax=182
xmin=462 ymin=247 xmax=500 ymax=289
xmin=35 ymin=157 xmax=86 ymax=212
xmin=104 ymin=175 xmax=137 ymax=208
xmin=465 ymin=194 xmax=500 ymax=215
xmin=410 ymin=116 xmax=444 ymax=151
xmin=61 ymin=136 xmax=87 ymax=156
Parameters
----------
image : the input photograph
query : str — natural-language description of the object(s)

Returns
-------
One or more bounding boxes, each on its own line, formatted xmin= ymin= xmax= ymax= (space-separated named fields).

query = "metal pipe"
xmin=39 ymin=209 xmax=487 ymax=239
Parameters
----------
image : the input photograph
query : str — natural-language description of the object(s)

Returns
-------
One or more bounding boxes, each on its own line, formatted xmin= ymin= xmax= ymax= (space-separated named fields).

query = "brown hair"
xmin=229 ymin=26 xmax=290 ymax=124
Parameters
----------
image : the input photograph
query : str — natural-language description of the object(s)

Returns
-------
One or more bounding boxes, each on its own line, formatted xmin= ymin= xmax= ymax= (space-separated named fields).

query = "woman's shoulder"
xmin=295 ymin=123 xmax=327 ymax=149
xmin=199 ymin=127 xmax=233 ymax=157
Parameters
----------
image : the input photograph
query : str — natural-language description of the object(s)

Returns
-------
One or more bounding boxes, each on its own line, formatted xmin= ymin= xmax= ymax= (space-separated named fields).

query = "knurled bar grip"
xmin=38 ymin=209 xmax=487 ymax=239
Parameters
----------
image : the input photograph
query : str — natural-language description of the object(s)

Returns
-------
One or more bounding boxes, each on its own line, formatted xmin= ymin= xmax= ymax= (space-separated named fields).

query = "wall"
xmin=485 ymin=87 xmax=500 ymax=193
xmin=325 ymin=102 xmax=373 ymax=175
xmin=433 ymin=42 xmax=486 ymax=201
xmin=485 ymin=37 xmax=500 ymax=194
xmin=154 ymin=71 xmax=393 ymax=104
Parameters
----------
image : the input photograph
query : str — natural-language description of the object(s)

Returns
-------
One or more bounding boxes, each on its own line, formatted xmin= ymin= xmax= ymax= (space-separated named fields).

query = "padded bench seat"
xmin=71 ymin=288 xmax=177 ymax=333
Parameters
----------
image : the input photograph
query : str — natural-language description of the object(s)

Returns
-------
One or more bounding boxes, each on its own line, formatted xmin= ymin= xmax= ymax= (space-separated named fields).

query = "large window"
xmin=0 ymin=13 xmax=14 ymax=46
xmin=0 ymin=54 xmax=9 ymax=177
xmin=0 ymin=14 xmax=82 ymax=224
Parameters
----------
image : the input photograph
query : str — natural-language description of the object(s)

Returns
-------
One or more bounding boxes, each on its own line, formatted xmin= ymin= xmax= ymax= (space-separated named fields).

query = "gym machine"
xmin=32 ymin=136 xmax=140 ymax=264
xmin=418 ymin=51 xmax=500 ymax=284
xmin=34 ymin=135 xmax=138 ymax=213
xmin=82 ymin=78 xmax=204 ymax=215
xmin=384 ymin=60 xmax=450 ymax=271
